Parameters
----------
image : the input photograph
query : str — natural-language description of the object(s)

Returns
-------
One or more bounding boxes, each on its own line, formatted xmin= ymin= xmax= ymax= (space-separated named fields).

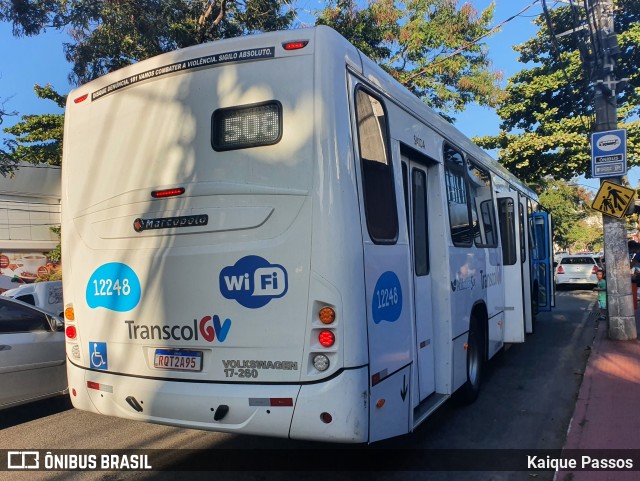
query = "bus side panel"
xmin=290 ymin=367 xmax=368 ymax=442
xmin=309 ymin=32 xmax=368 ymax=370
xmin=349 ymin=66 xmax=412 ymax=442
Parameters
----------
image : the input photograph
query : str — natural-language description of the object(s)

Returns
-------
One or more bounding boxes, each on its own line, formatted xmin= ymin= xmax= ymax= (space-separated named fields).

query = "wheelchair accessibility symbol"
xmin=90 ymin=342 xmax=108 ymax=370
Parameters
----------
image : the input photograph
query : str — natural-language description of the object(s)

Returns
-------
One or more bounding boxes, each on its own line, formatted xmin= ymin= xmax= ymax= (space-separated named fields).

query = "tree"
xmin=475 ymin=0 xmax=640 ymax=182
xmin=0 ymin=97 xmax=17 ymax=127
xmin=316 ymin=0 xmax=504 ymax=121
xmin=1 ymin=0 xmax=295 ymax=85
xmin=0 ymin=85 xmax=64 ymax=175
xmin=537 ymin=178 xmax=594 ymax=250
xmin=566 ymin=218 xmax=603 ymax=252
xmin=0 ymin=0 xmax=294 ymax=174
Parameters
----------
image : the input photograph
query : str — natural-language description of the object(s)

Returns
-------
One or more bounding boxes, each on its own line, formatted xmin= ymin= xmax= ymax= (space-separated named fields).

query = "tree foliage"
xmin=316 ymin=0 xmax=504 ymax=121
xmin=0 ymin=96 xmax=17 ymax=127
xmin=0 ymin=0 xmax=294 ymax=173
xmin=0 ymin=84 xmax=64 ymax=175
xmin=0 ymin=0 xmax=510 ymax=175
xmin=1 ymin=0 xmax=295 ymax=85
xmin=536 ymin=178 xmax=599 ymax=250
xmin=475 ymin=0 xmax=640 ymax=183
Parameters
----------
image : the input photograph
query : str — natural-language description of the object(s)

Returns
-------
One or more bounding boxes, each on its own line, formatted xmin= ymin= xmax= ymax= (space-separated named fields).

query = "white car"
xmin=555 ymin=255 xmax=600 ymax=287
xmin=2 ymin=281 xmax=64 ymax=318
xmin=0 ymin=296 xmax=67 ymax=410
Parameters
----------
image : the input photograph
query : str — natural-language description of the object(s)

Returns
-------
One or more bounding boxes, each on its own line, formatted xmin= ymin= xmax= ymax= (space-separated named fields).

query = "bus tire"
xmin=458 ymin=313 xmax=485 ymax=404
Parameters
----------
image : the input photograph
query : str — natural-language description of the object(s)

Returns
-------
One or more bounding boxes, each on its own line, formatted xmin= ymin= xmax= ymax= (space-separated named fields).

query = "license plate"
xmin=154 ymin=349 xmax=203 ymax=372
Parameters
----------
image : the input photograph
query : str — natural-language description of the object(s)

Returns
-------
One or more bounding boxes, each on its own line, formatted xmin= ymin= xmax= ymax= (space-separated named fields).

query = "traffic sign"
xmin=591 ymin=180 xmax=634 ymax=219
xmin=591 ymin=129 xmax=627 ymax=178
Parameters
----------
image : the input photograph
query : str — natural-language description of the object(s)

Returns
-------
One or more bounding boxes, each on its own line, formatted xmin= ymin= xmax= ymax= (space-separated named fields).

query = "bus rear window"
xmin=211 ymin=101 xmax=282 ymax=151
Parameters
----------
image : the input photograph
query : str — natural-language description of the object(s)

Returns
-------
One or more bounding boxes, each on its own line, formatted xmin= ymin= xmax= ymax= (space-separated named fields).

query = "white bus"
xmin=62 ymin=26 xmax=554 ymax=443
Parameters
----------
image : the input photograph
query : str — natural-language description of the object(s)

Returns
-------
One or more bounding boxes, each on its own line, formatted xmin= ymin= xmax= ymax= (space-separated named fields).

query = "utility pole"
xmin=589 ymin=0 xmax=637 ymax=340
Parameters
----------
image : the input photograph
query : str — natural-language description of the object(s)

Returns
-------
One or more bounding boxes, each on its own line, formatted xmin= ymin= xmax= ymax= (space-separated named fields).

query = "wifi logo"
xmin=220 ymin=256 xmax=288 ymax=309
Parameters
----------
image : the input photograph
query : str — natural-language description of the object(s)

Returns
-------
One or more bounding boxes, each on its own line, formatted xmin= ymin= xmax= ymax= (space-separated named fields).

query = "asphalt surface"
xmin=0 ymin=288 xmax=597 ymax=481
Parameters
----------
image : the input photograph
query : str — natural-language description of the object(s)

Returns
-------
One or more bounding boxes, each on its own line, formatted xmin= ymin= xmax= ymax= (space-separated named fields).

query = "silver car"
xmin=555 ymin=255 xmax=600 ymax=287
xmin=0 ymin=296 xmax=67 ymax=409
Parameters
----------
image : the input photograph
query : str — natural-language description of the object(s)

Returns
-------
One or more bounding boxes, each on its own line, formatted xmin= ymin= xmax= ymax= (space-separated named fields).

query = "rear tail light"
xmin=151 ymin=187 xmax=185 ymax=198
xmin=318 ymin=330 xmax=335 ymax=347
xmin=65 ymin=306 xmax=75 ymax=321
xmin=318 ymin=307 xmax=336 ymax=324
xmin=592 ymin=266 xmax=599 ymax=274
xmin=313 ymin=354 xmax=330 ymax=371
xmin=65 ymin=325 xmax=77 ymax=339
xmin=557 ymin=266 xmax=564 ymax=274
xmin=282 ymin=40 xmax=308 ymax=51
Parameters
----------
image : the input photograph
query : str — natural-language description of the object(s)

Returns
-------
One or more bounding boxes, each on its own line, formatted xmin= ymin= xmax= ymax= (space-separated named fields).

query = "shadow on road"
xmin=0 ymin=395 xmax=73 ymax=430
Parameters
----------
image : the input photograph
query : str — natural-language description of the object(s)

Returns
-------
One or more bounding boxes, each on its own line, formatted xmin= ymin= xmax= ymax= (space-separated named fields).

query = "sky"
xmin=0 ymin=0 xmax=635 ymax=191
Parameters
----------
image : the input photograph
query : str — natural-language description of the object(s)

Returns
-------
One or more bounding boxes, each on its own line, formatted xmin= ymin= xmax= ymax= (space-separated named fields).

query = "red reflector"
xmin=320 ymin=412 xmax=333 ymax=424
xmin=318 ymin=330 xmax=335 ymax=347
xmin=72 ymin=388 xmax=77 ymax=397
xmin=74 ymin=94 xmax=88 ymax=104
xmin=282 ymin=40 xmax=308 ymax=51
xmin=151 ymin=187 xmax=185 ymax=198
xmin=65 ymin=325 xmax=77 ymax=339
xmin=270 ymin=398 xmax=293 ymax=407
xmin=372 ymin=373 xmax=381 ymax=385
xmin=87 ymin=381 xmax=100 ymax=390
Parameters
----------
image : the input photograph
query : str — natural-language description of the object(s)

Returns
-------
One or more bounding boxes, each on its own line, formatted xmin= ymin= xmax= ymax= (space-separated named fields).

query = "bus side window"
xmin=498 ymin=198 xmax=517 ymax=266
xmin=354 ymin=88 xmax=398 ymax=244
xmin=444 ymin=146 xmax=472 ymax=246
xmin=467 ymin=160 xmax=497 ymax=248
xmin=412 ymin=168 xmax=429 ymax=275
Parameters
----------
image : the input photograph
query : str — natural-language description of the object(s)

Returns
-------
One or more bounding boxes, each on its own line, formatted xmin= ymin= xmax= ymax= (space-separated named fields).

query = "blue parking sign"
xmin=89 ymin=342 xmax=108 ymax=370
xmin=591 ymin=129 xmax=627 ymax=178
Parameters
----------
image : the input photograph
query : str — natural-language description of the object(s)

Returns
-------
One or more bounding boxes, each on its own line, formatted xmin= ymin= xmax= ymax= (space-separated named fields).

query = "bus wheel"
xmin=459 ymin=314 xmax=485 ymax=404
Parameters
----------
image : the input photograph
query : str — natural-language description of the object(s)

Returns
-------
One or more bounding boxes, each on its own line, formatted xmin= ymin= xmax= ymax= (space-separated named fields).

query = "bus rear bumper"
xmin=67 ymin=363 xmax=369 ymax=443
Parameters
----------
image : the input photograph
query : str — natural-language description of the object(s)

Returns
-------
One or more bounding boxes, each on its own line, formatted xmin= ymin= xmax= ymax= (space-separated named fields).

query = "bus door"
xmin=497 ymin=193 xmax=526 ymax=342
xmin=531 ymin=211 xmax=555 ymax=311
xmin=402 ymin=154 xmax=436 ymax=402
xmin=351 ymin=84 xmax=411 ymax=442
xmin=519 ymin=195 xmax=534 ymax=334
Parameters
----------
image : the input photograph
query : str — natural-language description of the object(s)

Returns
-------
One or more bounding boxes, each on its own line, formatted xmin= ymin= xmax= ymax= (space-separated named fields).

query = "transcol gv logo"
xmin=125 ymin=315 xmax=231 ymax=343
xmin=220 ymin=255 xmax=288 ymax=309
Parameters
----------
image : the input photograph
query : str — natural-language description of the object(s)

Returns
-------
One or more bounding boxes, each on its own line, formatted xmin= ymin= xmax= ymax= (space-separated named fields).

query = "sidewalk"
xmin=556 ymin=307 xmax=640 ymax=480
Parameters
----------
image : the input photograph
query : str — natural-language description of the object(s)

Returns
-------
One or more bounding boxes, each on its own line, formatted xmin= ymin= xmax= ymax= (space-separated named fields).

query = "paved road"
xmin=1 ymin=288 xmax=597 ymax=481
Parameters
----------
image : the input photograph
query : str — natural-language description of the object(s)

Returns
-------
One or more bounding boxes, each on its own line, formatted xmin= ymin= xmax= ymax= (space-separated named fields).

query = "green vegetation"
xmin=475 ymin=0 xmax=639 ymax=183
